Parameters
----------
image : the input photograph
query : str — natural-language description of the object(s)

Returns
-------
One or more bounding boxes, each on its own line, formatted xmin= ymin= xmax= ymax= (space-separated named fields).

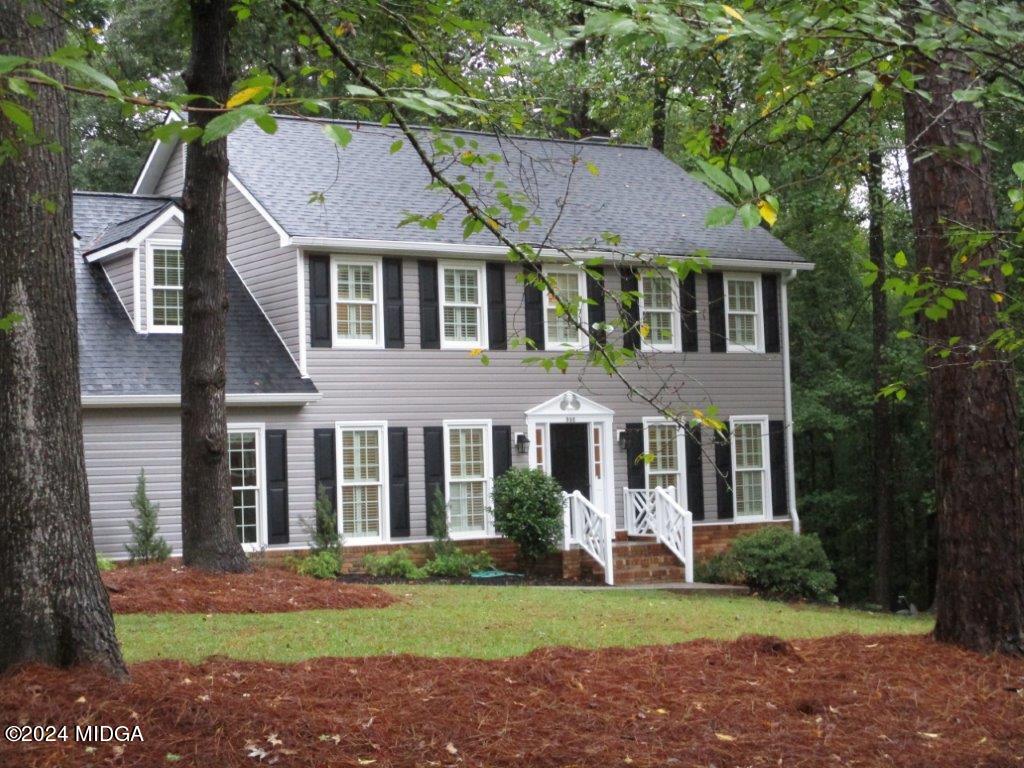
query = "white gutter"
xmin=81 ymin=392 xmax=321 ymax=408
xmin=780 ymin=268 xmax=800 ymax=534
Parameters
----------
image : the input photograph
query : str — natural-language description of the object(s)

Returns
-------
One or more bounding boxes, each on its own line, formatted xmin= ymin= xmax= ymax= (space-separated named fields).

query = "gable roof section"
xmin=73 ymin=192 xmax=318 ymax=403
xmin=222 ymin=117 xmax=807 ymax=265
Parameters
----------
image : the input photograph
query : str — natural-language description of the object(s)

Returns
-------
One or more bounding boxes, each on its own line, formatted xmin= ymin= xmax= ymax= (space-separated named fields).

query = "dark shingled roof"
xmin=82 ymin=198 xmax=177 ymax=255
xmin=73 ymin=192 xmax=316 ymax=399
xmin=226 ymin=117 xmax=807 ymax=264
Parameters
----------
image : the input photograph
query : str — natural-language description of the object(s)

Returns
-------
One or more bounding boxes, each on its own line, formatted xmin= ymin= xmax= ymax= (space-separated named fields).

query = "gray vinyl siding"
xmin=225 ymin=184 xmax=301 ymax=364
xmin=154 ymin=145 xmax=185 ymax=196
xmin=102 ymin=252 xmax=136 ymax=328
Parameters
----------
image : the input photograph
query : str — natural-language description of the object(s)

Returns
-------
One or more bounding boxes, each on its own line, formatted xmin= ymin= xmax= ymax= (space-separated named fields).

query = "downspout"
xmin=781 ymin=269 xmax=800 ymax=533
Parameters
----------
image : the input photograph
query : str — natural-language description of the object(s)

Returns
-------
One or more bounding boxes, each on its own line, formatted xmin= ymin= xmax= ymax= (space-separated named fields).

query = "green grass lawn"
xmin=116 ymin=585 xmax=932 ymax=664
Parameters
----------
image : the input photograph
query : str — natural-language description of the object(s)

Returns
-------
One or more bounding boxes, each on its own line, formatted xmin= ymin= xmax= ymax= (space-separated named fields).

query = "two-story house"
xmin=74 ymin=116 xmax=812 ymax=582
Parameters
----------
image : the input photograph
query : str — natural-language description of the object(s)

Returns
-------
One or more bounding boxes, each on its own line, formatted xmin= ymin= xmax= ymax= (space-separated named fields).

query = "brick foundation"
xmin=692 ymin=519 xmax=793 ymax=558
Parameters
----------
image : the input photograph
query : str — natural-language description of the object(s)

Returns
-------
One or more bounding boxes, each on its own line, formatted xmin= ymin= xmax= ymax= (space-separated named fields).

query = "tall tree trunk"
xmin=652 ymin=76 xmax=668 ymax=152
xmin=179 ymin=0 xmax=249 ymax=572
xmin=903 ymin=20 xmax=1024 ymax=653
xmin=867 ymin=148 xmax=894 ymax=609
xmin=0 ymin=0 xmax=126 ymax=676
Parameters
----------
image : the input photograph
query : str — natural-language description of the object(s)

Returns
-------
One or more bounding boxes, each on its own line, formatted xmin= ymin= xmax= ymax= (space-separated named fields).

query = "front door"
xmin=550 ymin=423 xmax=590 ymax=499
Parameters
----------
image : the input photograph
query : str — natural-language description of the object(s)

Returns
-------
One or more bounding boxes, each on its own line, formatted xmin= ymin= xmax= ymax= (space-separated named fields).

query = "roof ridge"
xmin=265 ymin=114 xmax=652 ymax=151
xmin=73 ymin=190 xmax=175 ymax=200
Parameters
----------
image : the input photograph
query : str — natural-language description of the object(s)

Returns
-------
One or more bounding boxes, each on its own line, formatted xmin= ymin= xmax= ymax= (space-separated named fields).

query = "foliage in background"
xmin=492 ymin=468 xmax=566 ymax=563
xmin=124 ymin=469 xmax=170 ymax=564
xmin=95 ymin=554 xmax=116 ymax=572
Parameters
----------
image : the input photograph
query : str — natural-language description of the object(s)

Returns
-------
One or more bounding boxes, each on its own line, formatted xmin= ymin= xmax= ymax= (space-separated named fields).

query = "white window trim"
xmin=729 ymin=415 xmax=772 ymax=520
xmin=331 ymin=255 xmax=385 ymax=350
xmin=639 ymin=272 xmax=681 ymax=353
xmin=145 ymin=239 xmax=184 ymax=334
xmin=542 ymin=266 xmax=589 ymax=350
xmin=227 ymin=422 xmax=267 ymax=551
xmin=724 ymin=272 xmax=764 ymax=353
xmin=642 ymin=417 xmax=688 ymax=496
xmin=438 ymin=260 xmax=488 ymax=350
xmin=442 ymin=418 xmax=495 ymax=540
xmin=335 ymin=421 xmax=391 ymax=544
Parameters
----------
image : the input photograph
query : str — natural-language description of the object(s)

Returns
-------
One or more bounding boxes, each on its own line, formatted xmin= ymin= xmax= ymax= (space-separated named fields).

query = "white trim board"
xmin=81 ymin=392 xmax=321 ymax=407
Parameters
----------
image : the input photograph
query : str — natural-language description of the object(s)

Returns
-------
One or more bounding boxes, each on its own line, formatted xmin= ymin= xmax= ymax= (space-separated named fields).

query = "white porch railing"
xmin=624 ymin=486 xmax=694 ymax=583
xmin=623 ymin=487 xmax=657 ymax=536
xmin=563 ymin=491 xmax=615 ymax=585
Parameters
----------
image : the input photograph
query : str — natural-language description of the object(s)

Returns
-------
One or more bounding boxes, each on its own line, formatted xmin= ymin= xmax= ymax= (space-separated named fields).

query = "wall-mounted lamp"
xmin=616 ymin=429 xmax=627 ymax=449
xmin=514 ymin=432 xmax=531 ymax=455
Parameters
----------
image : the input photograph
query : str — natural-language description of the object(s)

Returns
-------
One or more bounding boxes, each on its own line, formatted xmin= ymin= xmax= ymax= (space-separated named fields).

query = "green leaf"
xmin=345 ymin=84 xmax=377 ymax=98
xmin=586 ymin=161 xmax=600 ymax=176
xmin=738 ymin=202 xmax=761 ymax=229
xmin=697 ymin=159 xmax=739 ymax=198
xmin=0 ymin=312 xmax=24 ymax=332
xmin=389 ymin=139 xmax=403 ymax=154
xmin=0 ymin=55 xmax=28 ymax=74
xmin=253 ymin=113 xmax=277 ymax=134
xmin=943 ymin=287 xmax=967 ymax=301
xmin=1012 ymin=161 xmax=1024 ymax=182
xmin=893 ymin=251 xmax=908 ymax=268
xmin=705 ymin=205 xmax=736 ymax=228
xmin=55 ymin=59 xmax=121 ymax=95
xmin=201 ymin=104 xmax=267 ymax=145
xmin=730 ymin=166 xmax=754 ymax=196
xmin=0 ymin=100 xmax=33 ymax=133
xmin=322 ymin=123 xmax=352 ymax=148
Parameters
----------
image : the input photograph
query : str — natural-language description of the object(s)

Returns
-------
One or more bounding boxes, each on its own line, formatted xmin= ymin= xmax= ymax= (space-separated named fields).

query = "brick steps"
xmin=580 ymin=537 xmax=688 ymax=584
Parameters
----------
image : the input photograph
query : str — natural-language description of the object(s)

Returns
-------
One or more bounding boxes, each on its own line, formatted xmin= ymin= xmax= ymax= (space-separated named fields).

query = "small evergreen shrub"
xmin=491 ymin=468 xmax=565 ymax=563
xmin=304 ymin=484 xmax=344 ymax=554
xmin=296 ymin=549 xmax=342 ymax=579
xmin=362 ymin=549 xmax=425 ymax=579
xmin=125 ymin=469 xmax=171 ymax=564
xmin=96 ymin=554 xmax=116 ymax=572
xmin=422 ymin=549 xmax=494 ymax=578
xmin=699 ymin=527 xmax=837 ymax=602
xmin=428 ymin=488 xmax=456 ymax=558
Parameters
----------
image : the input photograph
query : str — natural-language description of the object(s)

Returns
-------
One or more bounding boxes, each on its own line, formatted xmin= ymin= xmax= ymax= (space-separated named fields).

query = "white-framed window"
xmin=724 ymin=273 xmax=763 ymax=353
xmin=640 ymin=272 xmax=679 ymax=351
xmin=730 ymin=416 xmax=772 ymax=519
xmin=332 ymin=256 xmax=384 ymax=349
xmin=443 ymin=420 xmax=493 ymax=537
xmin=643 ymin=418 xmax=686 ymax=492
xmin=439 ymin=261 xmax=487 ymax=349
xmin=147 ymin=241 xmax=183 ymax=332
xmin=228 ymin=424 xmax=266 ymax=550
xmin=337 ymin=422 xmax=389 ymax=541
xmin=543 ymin=267 xmax=588 ymax=349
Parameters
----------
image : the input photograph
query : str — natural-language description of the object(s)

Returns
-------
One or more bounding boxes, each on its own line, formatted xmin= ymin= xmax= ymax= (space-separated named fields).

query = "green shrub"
xmin=700 ymin=527 xmax=837 ymax=602
xmin=491 ymin=468 xmax=565 ymax=563
xmin=96 ymin=554 xmax=116 ymax=572
xmin=125 ymin=469 xmax=171 ymax=564
xmin=362 ymin=549 xmax=425 ymax=579
xmin=304 ymin=484 xmax=344 ymax=554
xmin=423 ymin=548 xmax=494 ymax=578
xmin=296 ymin=549 xmax=342 ymax=579
xmin=428 ymin=488 xmax=456 ymax=558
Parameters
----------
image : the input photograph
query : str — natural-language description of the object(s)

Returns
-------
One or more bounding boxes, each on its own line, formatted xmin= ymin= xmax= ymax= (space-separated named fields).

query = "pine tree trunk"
xmin=0 ymin=0 xmax=126 ymax=676
xmin=867 ymin=148 xmax=894 ymax=610
xmin=179 ymin=0 xmax=249 ymax=572
xmin=903 ymin=21 xmax=1024 ymax=653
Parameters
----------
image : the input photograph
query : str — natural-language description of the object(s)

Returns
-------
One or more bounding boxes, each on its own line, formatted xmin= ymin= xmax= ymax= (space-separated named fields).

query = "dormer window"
xmin=149 ymin=243 xmax=183 ymax=332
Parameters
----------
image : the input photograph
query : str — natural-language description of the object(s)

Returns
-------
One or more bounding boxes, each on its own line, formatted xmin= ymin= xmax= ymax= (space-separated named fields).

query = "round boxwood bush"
xmin=699 ymin=527 xmax=837 ymax=602
xmin=492 ymin=468 xmax=566 ymax=563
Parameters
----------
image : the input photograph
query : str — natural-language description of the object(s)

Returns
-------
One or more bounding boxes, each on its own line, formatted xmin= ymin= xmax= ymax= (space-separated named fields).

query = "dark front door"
xmin=550 ymin=423 xmax=590 ymax=499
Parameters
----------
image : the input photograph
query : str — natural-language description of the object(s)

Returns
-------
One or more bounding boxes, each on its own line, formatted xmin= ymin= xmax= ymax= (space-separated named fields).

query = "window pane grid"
xmin=229 ymin=431 xmax=259 ymax=545
xmin=726 ymin=277 xmax=758 ymax=348
xmin=151 ymin=248 xmax=183 ymax=328
xmin=449 ymin=480 xmax=486 ymax=533
xmin=646 ymin=423 xmax=680 ymax=489
xmin=449 ymin=427 xmax=485 ymax=479
xmin=335 ymin=262 xmax=377 ymax=342
xmin=733 ymin=421 xmax=766 ymax=517
xmin=339 ymin=428 xmax=383 ymax=537
xmin=545 ymin=271 xmax=581 ymax=345
xmin=441 ymin=267 xmax=482 ymax=344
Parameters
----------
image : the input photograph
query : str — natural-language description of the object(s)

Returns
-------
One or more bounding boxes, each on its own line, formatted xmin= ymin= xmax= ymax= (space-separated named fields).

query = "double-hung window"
xmin=543 ymin=267 xmax=587 ymax=349
xmin=337 ymin=423 xmax=388 ymax=540
xmin=731 ymin=416 xmax=771 ymax=518
xmin=333 ymin=257 xmax=382 ymax=348
xmin=724 ymin=274 xmax=763 ymax=352
xmin=444 ymin=421 xmax=492 ymax=536
xmin=228 ymin=426 xmax=264 ymax=548
xmin=439 ymin=262 xmax=486 ymax=349
xmin=640 ymin=273 xmax=678 ymax=351
xmin=149 ymin=244 xmax=183 ymax=331
xmin=644 ymin=419 xmax=685 ymax=492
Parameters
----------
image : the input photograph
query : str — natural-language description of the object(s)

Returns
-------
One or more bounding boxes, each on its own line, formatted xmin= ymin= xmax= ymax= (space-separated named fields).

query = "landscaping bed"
xmin=3 ymin=634 xmax=1022 ymax=767
xmin=336 ymin=572 xmax=571 ymax=587
xmin=102 ymin=563 xmax=397 ymax=614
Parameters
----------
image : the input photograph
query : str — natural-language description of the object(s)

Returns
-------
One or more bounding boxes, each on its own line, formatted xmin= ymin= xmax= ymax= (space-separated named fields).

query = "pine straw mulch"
xmin=101 ymin=564 xmax=397 ymax=614
xmin=3 ymin=634 xmax=1024 ymax=767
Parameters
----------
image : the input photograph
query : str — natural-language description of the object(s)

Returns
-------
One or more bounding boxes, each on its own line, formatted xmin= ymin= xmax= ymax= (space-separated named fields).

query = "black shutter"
xmin=423 ymin=426 xmax=445 ymax=535
xmin=492 ymin=425 xmax=512 ymax=479
xmin=684 ymin=425 xmax=704 ymax=521
xmin=762 ymin=273 xmax=781 ymax=353
xmin=388 ymin=427 xmax=410 ymax=538
xmin=265 ymin=430 xmax=289 ymax=544
xmin=309 ymin=254 xmax=331 ymax=347
xmin=624 ymin=422 xmax=645 ymax=489
xmin=715 ymin=430 xmax=733 ymax=520
xmin=383 ymin=257 xmax=405 ymax=349
xmin=523 ymin=264 xmax=545 ymax=350
xmin=313 ymin=428 xmax=337 ymax=533
xmin=418 ymin=260 xmax=440 ymax=349
xmin=486 ymin=262 xmax=507 ymax=350
xmin=707 ymin=271 xmax=726 ymax=353
xmin=586 ymin=267 xmax=606 ymax=346
xmin=769 ymin=419 xmax=788 ymax=518
xmin=680 ymin=273 xmax=698 ymax=352
xmin=619 ymin=267 xmax=641 ymax=350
